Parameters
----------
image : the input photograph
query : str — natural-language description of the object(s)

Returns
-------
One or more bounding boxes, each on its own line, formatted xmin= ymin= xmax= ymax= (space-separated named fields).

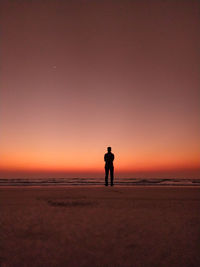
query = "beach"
xmin=0 ymin=186 xmax=200 ymax=267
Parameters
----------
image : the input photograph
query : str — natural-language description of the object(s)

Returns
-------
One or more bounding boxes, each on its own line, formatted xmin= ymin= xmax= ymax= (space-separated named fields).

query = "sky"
xmin=0 ymin=0 xmax=200 ymax=179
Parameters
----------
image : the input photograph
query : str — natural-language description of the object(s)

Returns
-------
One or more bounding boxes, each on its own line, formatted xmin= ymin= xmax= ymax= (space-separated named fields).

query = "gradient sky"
xmin=1 ymin=0 xmax=200 ymax=178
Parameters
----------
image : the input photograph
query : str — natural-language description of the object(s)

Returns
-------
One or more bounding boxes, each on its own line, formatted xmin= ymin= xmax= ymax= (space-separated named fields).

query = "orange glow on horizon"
xmin=1 ymin=133 xmax=199 ymax=178
xmin=0 ymin=153 xmax=199 ymax=173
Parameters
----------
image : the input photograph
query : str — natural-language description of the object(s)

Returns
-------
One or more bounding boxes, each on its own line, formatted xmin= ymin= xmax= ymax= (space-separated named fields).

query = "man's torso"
xmin=104 ymin=152 xmax=114 ymax=167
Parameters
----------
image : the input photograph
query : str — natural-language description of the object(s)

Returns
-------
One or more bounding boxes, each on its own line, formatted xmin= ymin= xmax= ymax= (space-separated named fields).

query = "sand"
xmin=0 ymin=186 xmax=200 ymax=267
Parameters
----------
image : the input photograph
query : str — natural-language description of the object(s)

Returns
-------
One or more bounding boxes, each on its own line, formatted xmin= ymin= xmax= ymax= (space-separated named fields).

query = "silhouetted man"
xmin=104 ymin=147 xmax=114 ymax=186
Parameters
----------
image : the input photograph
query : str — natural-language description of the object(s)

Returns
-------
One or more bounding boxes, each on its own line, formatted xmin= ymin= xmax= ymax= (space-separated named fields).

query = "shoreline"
xmin=1 ymin=177 xmax=200 ymax=188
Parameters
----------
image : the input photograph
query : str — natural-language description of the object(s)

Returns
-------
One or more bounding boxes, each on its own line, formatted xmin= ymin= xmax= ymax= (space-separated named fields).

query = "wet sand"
xmin=0 ymin=186 xmax=200 ymax=267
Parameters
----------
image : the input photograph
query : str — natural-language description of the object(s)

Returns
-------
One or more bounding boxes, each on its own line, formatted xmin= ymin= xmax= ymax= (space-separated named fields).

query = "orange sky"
xmin=0 ymin=0 xmax=199 ymax=179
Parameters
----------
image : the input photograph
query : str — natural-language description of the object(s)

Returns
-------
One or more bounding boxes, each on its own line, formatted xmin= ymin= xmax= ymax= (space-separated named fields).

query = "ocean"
xmin=0 ymin=178 xmax=200 ymax=186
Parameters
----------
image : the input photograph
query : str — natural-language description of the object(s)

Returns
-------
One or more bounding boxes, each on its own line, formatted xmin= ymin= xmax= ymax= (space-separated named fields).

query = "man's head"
xmin=107 ymin=147 xmax=111 ymax=152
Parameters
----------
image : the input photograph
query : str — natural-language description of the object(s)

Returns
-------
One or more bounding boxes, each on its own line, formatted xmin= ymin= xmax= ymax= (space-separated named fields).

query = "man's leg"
xmin=110 ymin=166 xmax=114 ymax=186
xmin=105 ymin=167 xmax=109 ymax=186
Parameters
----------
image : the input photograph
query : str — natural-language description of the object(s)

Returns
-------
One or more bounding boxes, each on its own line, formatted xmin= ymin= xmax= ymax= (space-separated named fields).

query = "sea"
xmin=0 ymin=178 xmax=200 ymax=186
